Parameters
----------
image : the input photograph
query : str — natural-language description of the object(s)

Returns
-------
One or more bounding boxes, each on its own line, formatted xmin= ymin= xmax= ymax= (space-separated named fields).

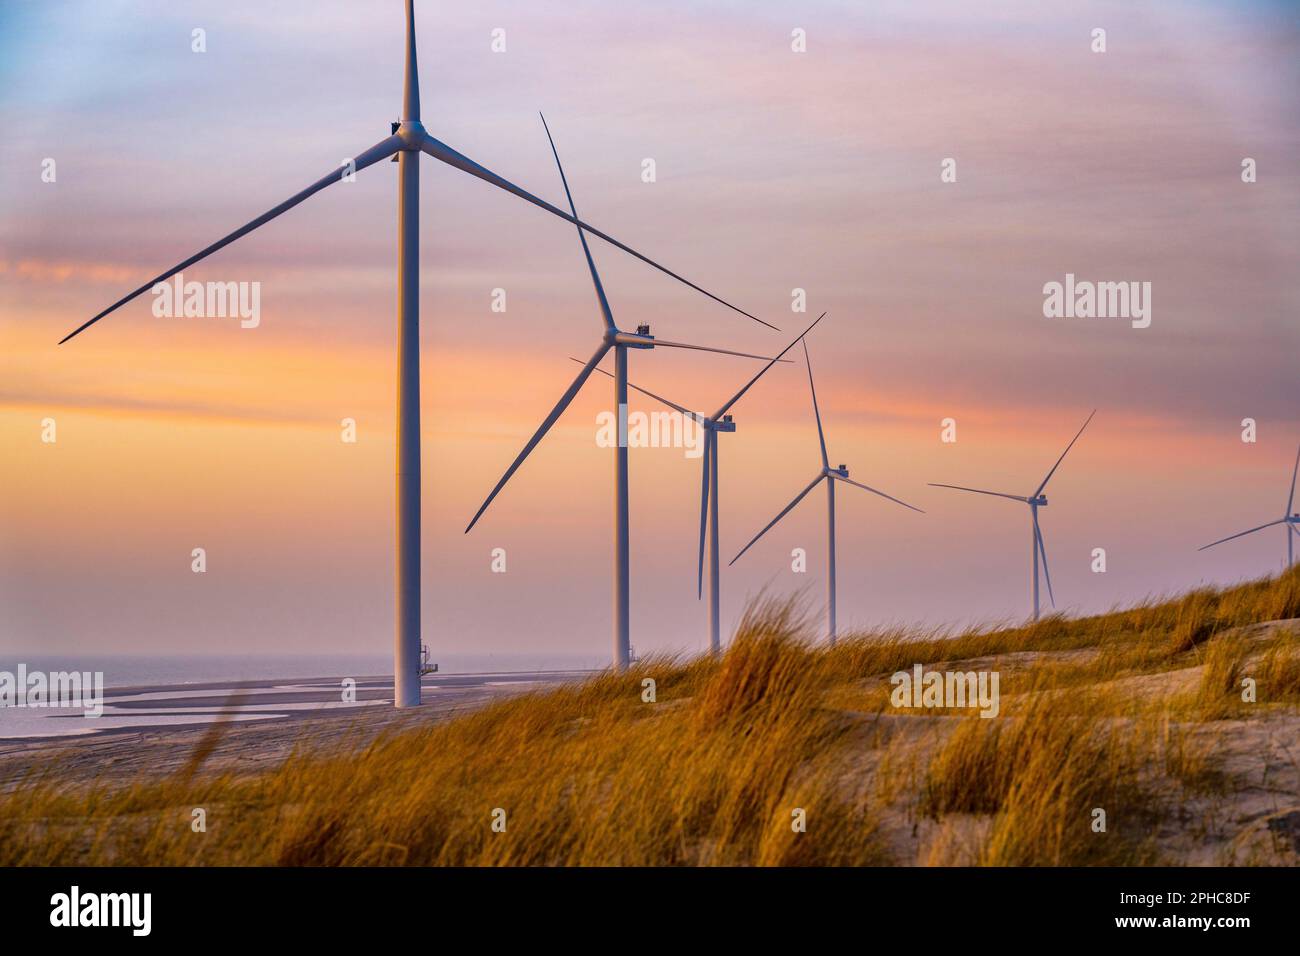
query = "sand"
xmin=0 ymin=670 xmax=590 ymax=791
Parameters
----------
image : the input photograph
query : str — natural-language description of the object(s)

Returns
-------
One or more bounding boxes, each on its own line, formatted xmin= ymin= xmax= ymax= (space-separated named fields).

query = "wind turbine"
xmin=464 ymin=115 xmax=779 ymax=671
xmin=1198 ymin=443 xmax=1300 ymax=569
xmin=929 ymin=409 xmax=1096 ymax=621
xmin=730 ymin=339 xmax=924 ymax=644
xmin=57 ymin=0 xmax=767 ymax=707
xmin=580 ymin=312 xmax=827 ymax=655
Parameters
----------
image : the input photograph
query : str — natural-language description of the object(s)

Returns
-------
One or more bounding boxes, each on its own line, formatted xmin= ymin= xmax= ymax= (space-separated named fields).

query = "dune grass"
xmin=1 ymin=568 xmax=1297 ymax=866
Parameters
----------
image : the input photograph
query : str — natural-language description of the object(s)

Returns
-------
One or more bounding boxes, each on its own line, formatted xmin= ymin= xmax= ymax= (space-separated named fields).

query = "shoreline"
xmin=0 ymin=669 xmax=593 ymax=789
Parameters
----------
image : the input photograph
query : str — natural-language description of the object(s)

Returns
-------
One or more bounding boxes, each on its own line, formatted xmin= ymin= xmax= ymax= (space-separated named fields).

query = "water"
xmin=0 ymin=652 xmax=607 ymax=689
xmin=0 ymin=653 xmax=603 ymax=741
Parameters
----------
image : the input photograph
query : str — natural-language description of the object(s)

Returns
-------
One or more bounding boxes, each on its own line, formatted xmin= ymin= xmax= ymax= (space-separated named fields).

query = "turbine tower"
xmin=929 ymin=410 xmax=1096 ymax=621
xmin=58 ymin=1 xmax=764 ymax=706
xmin=464 ymin=115 xmax=778 ymax=671
xmin=1198 ymin=442 xmax=1300 ymax=569
xmin=582 ymin=312 xmax=826 ymax=655
xmin=730 ymin=339 xmax=924 ymax=644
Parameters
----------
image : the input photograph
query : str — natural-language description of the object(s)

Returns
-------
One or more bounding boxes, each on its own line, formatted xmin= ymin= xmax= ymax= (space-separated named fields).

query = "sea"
xmin=0 ymin=652 xmax=606 ymax=689
xmin=0 ymin=653 xmax=605 ymax=740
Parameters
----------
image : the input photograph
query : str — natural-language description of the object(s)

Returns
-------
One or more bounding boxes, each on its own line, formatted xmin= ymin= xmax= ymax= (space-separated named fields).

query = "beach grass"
xmin=1 ymin=567 xmax=1297 ymax=866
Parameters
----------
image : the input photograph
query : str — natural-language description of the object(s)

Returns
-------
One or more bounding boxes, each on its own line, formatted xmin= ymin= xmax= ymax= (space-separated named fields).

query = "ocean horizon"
xmin=0 ymin=652 xmax=606 ymax=690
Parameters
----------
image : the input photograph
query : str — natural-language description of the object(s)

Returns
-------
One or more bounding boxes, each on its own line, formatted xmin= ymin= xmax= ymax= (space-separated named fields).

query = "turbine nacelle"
xmin=611 ymin=328 xmax=655 ymax=349
xmin=712 ymin=414 xmax=736 ymax=433
xmin=829 ymin=464 xmax=849 ymax=478
xmin=1030 ymin=494 xmax=1048 ymax=507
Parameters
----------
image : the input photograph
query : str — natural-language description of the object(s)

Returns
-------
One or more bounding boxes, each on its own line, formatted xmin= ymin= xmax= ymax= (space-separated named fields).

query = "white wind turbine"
xmin=57 ymin=0 xmax=766 ymax=706
xmin=581 ymin=312 xmax=827 ymax=655
xmin=1198 ymin=442 xmax=1300 ymax=569
xmin=929 ymin=410 xmax=1096 ymax=621
xmin=464 ymin=115 xmax=779 ymax=671
xmin=730 ymin=339 xmax=924 ymax=644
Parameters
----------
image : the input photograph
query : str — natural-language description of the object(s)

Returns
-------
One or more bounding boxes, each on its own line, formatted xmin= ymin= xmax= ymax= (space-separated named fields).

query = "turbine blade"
xmin=466 ymin=343 xmax=610 ymax=532
xmin=540 ymin=113 xmax=614 ymax=332
xmin=575 ymin=359 xmax=703 ymax=421
xmin=803 ymin=340 xmax=829 ymax=468
xmin=1035 ymin=516 xmax=1055 ymax=608
xmin=729 ymin=473 xmax=825 ymax=566
xmin=1034 ymin=408 xmax=1097 ymax=497
xmin=831 ymin=473 xmax=925 ymax=513
xmin=1290 ymin=522 xmax=1300 ymax=541
xmin=927 ymin=483 xmax=1029 ymax=504
xmin=403 ymin=0 xmax=419 ymax=121
xmin=59 ymin=134 xmax=404 ymax=344
xmin=651 ymin=339 xmax=790 ymax=362
xmin=1287 ymin=443 xmax=1300 ymax=516
xmin=418 ymin=130 xmax=777 ymax=330
xmin=698 ymin=433 xmax=711 ymax=600
xmin=713 ymin=312 xmax=827 ymax=420
xmin=1197 ymin=518 xmax=1286 ymax=551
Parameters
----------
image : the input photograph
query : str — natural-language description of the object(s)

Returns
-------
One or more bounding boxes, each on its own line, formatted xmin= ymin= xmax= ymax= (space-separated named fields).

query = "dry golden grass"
xmin=1195 ymin=633 xmax=1252 ymax=719
xmin=1256 ymin=642 xmax=1300 ymax=703
xmin=1 ymin=569 xmax=1297 ymax=866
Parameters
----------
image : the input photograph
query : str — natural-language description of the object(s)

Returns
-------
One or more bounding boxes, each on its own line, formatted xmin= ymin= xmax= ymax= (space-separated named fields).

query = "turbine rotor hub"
xmin=395 ymin=120 xmax=426 ymax=149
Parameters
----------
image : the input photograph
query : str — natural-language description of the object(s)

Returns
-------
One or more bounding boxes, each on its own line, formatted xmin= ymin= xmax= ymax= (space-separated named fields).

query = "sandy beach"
xmin=0 ymin=669 xmax=591 ymax=790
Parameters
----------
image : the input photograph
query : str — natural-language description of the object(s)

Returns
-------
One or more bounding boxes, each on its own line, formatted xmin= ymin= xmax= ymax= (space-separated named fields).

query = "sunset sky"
xmin=2 ymin=0 xmax=1298 ymax=665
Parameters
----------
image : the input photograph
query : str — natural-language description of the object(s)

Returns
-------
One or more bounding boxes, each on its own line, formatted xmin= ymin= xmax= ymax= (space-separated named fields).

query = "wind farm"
xmin=582 ymin=312 xmax=827 ymax=655
xmin=463 ymin=114 xmax=782 ymax=671
xmin=2 ymin=0 xmax=1299 ymax=894
xmin=52 ymin=1 xmax=769 ymax=702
